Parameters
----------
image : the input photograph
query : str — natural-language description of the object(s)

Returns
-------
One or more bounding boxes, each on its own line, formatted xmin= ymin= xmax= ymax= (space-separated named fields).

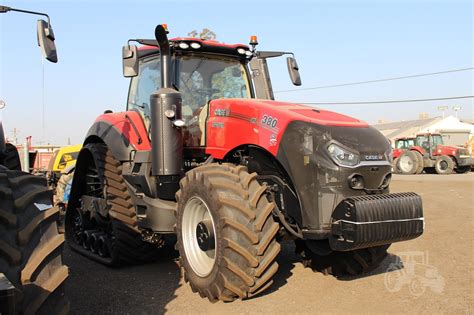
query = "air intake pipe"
xmin=149 ymin=24 xmax=183 ymax=197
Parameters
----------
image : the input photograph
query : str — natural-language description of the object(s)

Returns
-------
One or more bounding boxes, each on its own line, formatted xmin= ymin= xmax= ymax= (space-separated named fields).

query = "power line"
xmin=275 ymin=67 xmax=474 ymax=93
xmin=300 ymin=95 xmax=474 ymax=105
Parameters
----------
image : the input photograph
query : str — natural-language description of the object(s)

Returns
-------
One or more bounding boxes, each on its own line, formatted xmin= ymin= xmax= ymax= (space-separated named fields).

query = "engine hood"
xmin=209 ymin=98 xmax=369 ymax=127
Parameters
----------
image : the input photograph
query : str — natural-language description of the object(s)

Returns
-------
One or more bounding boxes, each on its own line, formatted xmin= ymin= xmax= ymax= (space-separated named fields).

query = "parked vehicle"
xmin=66 ymin=24 xmax=424 ymax=302
xmin=397 ymin=133 xmax=473 ymax=174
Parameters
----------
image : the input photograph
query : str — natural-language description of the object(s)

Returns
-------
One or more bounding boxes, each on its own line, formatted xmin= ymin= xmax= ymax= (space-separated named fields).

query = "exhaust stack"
xmin=149 ymin=24 xmax=183 ymax=199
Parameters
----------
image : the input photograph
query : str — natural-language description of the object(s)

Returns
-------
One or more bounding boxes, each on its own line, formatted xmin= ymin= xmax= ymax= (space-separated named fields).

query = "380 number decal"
xmin=261 ymin=114 xmax=278 ymax=128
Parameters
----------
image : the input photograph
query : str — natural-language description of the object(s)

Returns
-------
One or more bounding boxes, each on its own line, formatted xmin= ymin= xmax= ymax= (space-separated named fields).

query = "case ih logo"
xmin=364 ymin=154 xmax=384 ymax=161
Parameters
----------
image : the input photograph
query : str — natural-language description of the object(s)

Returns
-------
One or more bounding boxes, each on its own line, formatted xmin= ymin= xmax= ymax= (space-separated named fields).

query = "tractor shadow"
xmin=336 ymin=253 xmax=404 ymax=281
xmin=64 ymin=242 xmax=181 ymax=315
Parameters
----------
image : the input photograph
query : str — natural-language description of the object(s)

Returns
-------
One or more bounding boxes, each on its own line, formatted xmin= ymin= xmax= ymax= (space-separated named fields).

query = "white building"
xmin=374 ymin=115 xmax=474 ymax=146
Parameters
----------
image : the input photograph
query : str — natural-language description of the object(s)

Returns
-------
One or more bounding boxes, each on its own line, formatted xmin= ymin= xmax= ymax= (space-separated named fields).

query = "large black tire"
xmin=0 ymin=169 xmax=69 ymax=314
xmin=434 ymin=155 xmax=454 ymax=175
xmin=296 ymin=240 xmax=390 ymax=277
xmin=455 ymin=165 xmax=471 ymax=174
xmin=176 ymin=163 xmax=280 ymax=302
xmin=391 ymin=157 xmax=400 ymax=174
xmin=397 ymin=151 xmax=419 ymax=175
xmin=413 ymin=151 xmax=424 ymax=174
xmin=1 ymin=143 xmax=22 ymax=171
xmin=65 ymin=143 xmax=159 ymax=266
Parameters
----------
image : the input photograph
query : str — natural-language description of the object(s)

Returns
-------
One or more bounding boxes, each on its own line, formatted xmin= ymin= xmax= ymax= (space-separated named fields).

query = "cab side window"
xmin=127 ymin=58 xmax=161 ymax=130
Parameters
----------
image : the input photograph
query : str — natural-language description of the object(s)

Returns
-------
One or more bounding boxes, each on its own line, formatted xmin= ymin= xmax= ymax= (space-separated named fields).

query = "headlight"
xmin=327 ymin=143 xmax=359 ymax=167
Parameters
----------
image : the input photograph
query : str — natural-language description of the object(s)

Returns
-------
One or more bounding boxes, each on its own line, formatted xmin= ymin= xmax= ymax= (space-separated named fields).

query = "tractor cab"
xmin=415 ymin=133 xmax=444 ymax=156
xmin=123 ymin=31 xmax=301 ymax=150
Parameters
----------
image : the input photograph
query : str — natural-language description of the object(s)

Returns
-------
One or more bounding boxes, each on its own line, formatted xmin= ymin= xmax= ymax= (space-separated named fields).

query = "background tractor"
xmin=396 ymin=133 xmax=472 ymax=175
xmin=392 ymin=137 xmax=415 ymax=173
xmin=0 ymin=6 xmax=68 ymax=314
xmin=66 ymin=24 xmax=424 ymax=302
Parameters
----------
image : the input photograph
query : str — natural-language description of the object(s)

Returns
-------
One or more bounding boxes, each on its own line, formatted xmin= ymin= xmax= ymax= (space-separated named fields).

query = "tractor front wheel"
xmin=455 ymin=165 xmax=471 ymax=174
xmin=434 ymin=155 xmax=454 ymax=174
xmin=176 ymin=163 xmax=280 ymax=302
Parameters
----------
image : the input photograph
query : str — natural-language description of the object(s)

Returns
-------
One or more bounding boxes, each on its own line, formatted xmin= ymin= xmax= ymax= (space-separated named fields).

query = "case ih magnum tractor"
xmin=0 ymin=6 xmax=68 ymax=314
xmin=66 ymin=25 xmax=424 ymax=302
xmin=397 ymin=133 xmax=472 ymax=175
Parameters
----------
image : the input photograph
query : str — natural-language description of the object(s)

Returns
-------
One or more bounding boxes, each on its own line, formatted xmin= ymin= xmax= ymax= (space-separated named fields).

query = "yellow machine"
xmin=48 ymin=143 xmax=82 ymax=173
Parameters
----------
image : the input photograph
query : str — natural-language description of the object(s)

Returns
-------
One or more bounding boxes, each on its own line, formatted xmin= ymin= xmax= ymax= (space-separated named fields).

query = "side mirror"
xmin=286 ymin=57 xmax=301 ymax=86
xmin=37 ymin=19 xmax=58 ymax=63
xmin=123 ymin=45 xmax=138 ymax=77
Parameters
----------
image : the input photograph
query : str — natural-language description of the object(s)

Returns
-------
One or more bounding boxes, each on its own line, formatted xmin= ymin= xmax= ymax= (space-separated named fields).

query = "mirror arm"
xmin=0 ymin=6 xmax=51 ymax=25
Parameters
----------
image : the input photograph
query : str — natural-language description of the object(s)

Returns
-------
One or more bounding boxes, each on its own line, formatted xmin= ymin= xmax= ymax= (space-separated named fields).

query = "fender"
xmin=84 ymin=111 xmax=151 ymax=161
xmin=410 ymin=146 xmax=426 ymax=155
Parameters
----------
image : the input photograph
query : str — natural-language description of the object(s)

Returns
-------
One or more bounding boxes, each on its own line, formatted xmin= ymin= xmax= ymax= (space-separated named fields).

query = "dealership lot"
xmin=64 ymin=173 xmax=473 ymax=314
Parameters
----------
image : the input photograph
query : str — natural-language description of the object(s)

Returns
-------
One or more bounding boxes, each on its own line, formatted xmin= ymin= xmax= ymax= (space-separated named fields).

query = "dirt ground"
xmin=64 ymin=173 xmax=474 ymax=314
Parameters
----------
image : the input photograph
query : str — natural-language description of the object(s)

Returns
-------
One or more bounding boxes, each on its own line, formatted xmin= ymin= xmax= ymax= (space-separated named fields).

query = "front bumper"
xmin=329 ymin=192 xmax=424 ymax=251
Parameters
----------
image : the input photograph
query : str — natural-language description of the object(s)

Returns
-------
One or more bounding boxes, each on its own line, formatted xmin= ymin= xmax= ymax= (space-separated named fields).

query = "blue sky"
xmin=0 ymin=0 xmax=472 ymax=145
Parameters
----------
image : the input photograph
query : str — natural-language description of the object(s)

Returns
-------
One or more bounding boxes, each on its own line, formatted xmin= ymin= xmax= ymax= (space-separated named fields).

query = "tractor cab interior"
xmin=127 ymin=53 xmax=252 ymax=146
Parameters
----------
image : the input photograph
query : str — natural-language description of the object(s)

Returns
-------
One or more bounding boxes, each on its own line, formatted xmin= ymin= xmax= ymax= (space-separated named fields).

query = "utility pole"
xmin=452 ymin=106 xmax=461 ymax=119
xmin=437 ymin=105 xmax=448 ymax=118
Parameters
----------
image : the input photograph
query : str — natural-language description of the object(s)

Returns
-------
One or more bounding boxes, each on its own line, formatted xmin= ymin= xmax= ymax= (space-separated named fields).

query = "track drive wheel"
xmin=397 ymin=151 xmax=419 ymax=175
xmin=176 ymin=163 xmax=280 ymax=302
xmin=0 ymin=169 xmax=69 ymax=314
xmin=65 ymin=143 xmax=160 ymax=266
xmin=434 ymin=155 xmax=454 ymax=175
xmin=296 ymin=240 xmax=390 ymax=277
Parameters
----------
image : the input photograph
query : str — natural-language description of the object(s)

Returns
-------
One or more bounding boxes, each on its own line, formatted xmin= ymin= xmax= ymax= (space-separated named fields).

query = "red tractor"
xmin=397 ymin=133 xmax=472 ymax=175
xmin=66 ymin=25 xmax=424 ymax=302
xmin=392 ymin=137 xmax=415 ymax=173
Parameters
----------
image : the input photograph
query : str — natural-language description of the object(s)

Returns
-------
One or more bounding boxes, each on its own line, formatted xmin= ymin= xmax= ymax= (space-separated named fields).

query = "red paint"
xmin=205 ymin=99 xmax=368 ymax=159
xmin=94 ymin=111 xmax=151 ymax=151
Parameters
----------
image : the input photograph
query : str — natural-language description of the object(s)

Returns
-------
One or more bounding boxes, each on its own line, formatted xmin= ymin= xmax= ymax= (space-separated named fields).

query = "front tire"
xmin=434 ymin=155 xmax=454 ymax=174
xmin=176 ymin=163 xmax=280 ymax=302
xmin=455 ymin=165 xmax=470 ymax=174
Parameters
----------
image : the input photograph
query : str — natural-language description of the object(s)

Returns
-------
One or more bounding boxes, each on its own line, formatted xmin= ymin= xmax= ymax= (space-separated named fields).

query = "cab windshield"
xmin=127 ymin=53 xmax=252 ymax=124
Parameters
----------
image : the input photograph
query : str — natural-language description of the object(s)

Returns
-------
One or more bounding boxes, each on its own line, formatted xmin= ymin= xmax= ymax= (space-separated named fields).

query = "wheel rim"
xmin=182 ymin=196 xmax=216 ymax=277
xmin=439 ymin=160 xmax=448 ymax=171
xmin=399 ymin=155 xmax=413 ymax=173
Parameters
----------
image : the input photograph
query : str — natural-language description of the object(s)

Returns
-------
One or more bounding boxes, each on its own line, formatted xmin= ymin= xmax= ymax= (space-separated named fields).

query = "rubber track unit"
xmin=68 ymin=143 xmax=159 ymax=266
xmin=176 ymin=163 xmax=281 ymax=302
xmin=1 ymin=143 xmax=22 ymax=171
xmin=296 ymin=240 xmax=390 ymax=277
xmin=0 ymin=169 xmax=69 ymax=314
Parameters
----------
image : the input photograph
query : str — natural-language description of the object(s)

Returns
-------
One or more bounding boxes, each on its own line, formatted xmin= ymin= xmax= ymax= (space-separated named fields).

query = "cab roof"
xmin=136 ymin=37 xmax=250 ymax=59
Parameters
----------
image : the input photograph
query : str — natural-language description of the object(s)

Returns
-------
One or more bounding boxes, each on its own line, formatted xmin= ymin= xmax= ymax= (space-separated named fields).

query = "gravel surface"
xmin=64 ymin=172 xmax=474 ymax=314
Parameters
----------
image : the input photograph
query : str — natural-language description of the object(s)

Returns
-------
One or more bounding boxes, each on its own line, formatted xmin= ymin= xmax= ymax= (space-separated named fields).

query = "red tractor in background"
xmin=66 ymin=25 xmax=424 ymax=302
xmin=396 ymin=133 xmax=472 ymax=175
xmin=392 ymin=137 xmax=415 ymax=173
